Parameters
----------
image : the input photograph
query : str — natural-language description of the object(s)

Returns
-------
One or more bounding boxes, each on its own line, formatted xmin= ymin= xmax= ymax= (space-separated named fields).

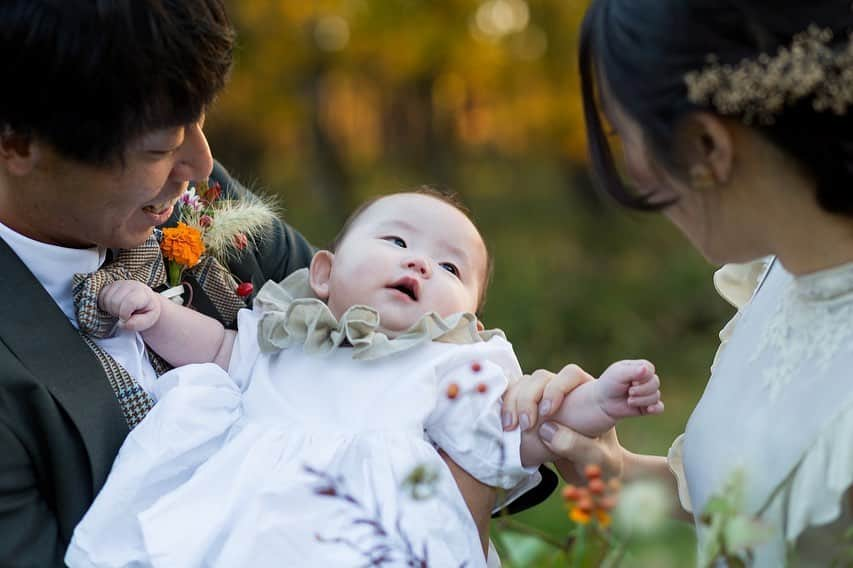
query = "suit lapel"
xmin=0 ymin=239 xmax=128 ymax=491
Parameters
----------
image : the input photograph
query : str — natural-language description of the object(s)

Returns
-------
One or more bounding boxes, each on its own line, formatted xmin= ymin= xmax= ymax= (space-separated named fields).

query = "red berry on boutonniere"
xmin=199 ymin=214 xmax=213 ymax=227
xmin=236 ymin=282 xmax=254 ymax=297
xmin=234 ymin=233 xmax=248 ymax=250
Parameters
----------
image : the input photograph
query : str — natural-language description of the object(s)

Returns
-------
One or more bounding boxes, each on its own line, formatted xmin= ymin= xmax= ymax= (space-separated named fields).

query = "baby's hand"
xmin=597 ymin=359 xmax=663 ymax=419
xmin=98 ymin=280 xmax=162 ymax=332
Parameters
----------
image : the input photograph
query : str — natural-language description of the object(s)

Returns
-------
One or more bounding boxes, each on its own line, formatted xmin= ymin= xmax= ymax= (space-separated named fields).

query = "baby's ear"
xmin=309 ymin=250 xmax=334 ymax=300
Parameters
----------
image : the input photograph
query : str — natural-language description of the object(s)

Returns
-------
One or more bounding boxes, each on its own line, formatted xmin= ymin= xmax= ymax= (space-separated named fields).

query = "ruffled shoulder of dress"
xmin=710 ymin=257 xmax=774 ymax=372
xmin=712 ymin=256 xmax=774 ymax=309
xmin=254 ymin=268 xmax=505 ymax=360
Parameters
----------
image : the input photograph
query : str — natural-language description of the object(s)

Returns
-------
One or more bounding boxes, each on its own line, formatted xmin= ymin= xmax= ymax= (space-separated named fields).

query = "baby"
xmin=66 ymin=190 xmax=662 ymax=568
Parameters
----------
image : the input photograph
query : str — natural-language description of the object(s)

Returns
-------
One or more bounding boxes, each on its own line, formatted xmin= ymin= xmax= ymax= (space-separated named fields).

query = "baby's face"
xmin=321 ymin=193 xmax=487 ymax=334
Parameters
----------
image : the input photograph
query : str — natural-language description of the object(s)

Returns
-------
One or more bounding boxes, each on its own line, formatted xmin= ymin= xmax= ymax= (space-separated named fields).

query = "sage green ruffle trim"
xmin=255 ymin=268 xmax=504 ymax=360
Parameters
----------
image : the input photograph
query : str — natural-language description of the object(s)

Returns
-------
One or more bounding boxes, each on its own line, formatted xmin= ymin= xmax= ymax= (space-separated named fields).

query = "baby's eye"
xmin=382 ymin=236 xmax=407 ymax=248
xmin=440 ymin=262 xmax=460 ymax=277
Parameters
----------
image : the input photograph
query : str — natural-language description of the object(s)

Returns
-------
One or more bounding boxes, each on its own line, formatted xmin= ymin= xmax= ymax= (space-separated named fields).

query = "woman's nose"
xmin=405 ymin=257 xmax=432 ymax=277
xmin=171 ymin=120 xmax=214 ymax=182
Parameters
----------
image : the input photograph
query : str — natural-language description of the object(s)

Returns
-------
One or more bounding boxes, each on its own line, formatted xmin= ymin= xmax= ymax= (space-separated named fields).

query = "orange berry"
xmin=584 ymin=464 xmax=602 ymax=480
xmin=475 ymin=382 xmax=488 ymax=393
xmin=599 ymin=496 xmax=618 ymax=511
xmin=446 ymin=383 xmax=460 ymax=399
xmin=471 ymin=361 xmax=482 ymax=373
xmin=576 ymin=487 xmax=591 ymax=501
xmin=561 ymin=485 xmax=580 ymax=502
xmin=607 ymin=478 xmax=622 ymax=492
xmin=577 ymin=497 xmax=594 ymax=514
xmin=588 ymin=478 xmax=606 ymax=495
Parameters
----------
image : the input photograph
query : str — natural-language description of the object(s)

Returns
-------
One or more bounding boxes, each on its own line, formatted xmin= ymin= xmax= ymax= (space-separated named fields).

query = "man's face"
xmin=0 ymin=118 xmax=213 ymax=249
xmin=323 ymin=193 xmax=488 ymax=334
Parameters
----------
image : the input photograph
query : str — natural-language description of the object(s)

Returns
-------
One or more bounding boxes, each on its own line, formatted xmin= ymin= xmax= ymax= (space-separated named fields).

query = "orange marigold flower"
xmin=161 ymin=222 xmax=205 ymax=267
xmin=569 ymin=507 xmax=591 ymax=525
xmin=596 ymin=510 xmax=612 ymax=528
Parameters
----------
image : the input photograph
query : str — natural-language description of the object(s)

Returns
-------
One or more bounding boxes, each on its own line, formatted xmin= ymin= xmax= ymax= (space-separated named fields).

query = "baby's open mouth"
xmin=388 ymin=277 xmax=419 ymax=301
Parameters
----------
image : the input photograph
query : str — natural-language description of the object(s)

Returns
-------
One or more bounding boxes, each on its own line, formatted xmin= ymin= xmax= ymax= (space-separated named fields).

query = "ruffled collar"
xmin=254 ymin=269 xmax=504 ymax=360
xmin=793 ymin=260 xmax=853 ymax=302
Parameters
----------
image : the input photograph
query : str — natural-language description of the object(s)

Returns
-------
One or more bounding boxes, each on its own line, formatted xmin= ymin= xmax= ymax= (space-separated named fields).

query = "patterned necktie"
xmin=72 ymin=233 xmax=166 ymax=338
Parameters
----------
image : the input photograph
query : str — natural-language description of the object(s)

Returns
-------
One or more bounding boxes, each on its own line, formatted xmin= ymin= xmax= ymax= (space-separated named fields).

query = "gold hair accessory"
xmin=684 ymin=25 xmax=853 ymax=124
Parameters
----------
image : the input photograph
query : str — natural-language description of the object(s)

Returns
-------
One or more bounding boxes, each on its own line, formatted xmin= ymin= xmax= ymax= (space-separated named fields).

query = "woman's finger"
xmin=541 ymin=423 xmax=623 ymax=480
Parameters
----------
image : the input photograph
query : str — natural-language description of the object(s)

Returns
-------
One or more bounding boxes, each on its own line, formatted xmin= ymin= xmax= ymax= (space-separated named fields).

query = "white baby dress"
xmin=66 ymin=270 xmax=535 ymax=568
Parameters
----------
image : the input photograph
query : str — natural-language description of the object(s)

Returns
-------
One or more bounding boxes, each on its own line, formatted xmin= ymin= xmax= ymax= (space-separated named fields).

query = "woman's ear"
xmin=309 ymin=250 xmax=334 ymax=300
xmin=0 ymin=130 xmax=39 ymax=176
xmin=680 ymin=112 xmax=734 ymax=188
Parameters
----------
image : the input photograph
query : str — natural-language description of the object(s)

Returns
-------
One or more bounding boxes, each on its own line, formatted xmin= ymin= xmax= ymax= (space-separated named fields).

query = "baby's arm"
xmin=519 ymin=360 xmax=662 ymax=466
xmin=98 ymin=280 xmax=236 ymax=369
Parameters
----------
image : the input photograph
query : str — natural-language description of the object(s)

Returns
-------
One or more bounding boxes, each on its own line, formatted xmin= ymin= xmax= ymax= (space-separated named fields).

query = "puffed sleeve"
xmin=227 ymin=306 xmax=263 ymax=391
xmin=425 ymin=337 xmax=537 ymax=489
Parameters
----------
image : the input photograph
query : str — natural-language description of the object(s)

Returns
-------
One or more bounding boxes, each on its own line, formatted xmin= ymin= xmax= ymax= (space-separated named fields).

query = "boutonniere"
xmin=160 ymin=179 xmax=278 ymax=298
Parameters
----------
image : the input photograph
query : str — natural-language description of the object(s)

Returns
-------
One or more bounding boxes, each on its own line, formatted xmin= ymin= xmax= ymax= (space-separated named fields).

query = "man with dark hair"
xmin=0 ymin=2 xmax=313 ymax=564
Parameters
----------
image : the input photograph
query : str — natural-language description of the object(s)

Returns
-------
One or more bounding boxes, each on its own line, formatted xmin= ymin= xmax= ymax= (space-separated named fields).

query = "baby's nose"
xmin=406 ymin=258 xmax=432 ymax=277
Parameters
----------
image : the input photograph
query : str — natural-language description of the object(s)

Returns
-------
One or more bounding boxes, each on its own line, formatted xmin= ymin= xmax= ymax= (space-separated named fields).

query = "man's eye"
xmin=440 ymin=263 xmax=459 ymax=277
xmin=382 ymin=236 xmax=406 ymax=248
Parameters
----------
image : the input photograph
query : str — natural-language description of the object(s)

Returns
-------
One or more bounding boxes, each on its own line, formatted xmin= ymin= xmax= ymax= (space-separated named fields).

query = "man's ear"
xmin=678 ymin=112 xmax=734 ymax=187
xmin=0 ymin=130 xmax=39 ymax=176
xmin=309 ymin=250 xmax=334 ymax=300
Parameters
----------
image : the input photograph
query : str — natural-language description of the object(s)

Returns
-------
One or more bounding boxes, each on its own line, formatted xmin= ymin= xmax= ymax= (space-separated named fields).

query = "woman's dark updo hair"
xmin=580 ymin=0 xmax=853 ymax=214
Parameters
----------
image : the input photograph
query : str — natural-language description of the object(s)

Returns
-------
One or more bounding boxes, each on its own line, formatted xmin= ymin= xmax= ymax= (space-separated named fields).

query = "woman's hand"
xmin=541 ymin=424 xmax=625 ymax=483
xmin=502 ymin=363 xmax=626 ymax=481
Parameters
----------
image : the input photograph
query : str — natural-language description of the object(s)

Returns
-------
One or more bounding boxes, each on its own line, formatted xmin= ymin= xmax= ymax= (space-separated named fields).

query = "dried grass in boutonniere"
xmin=161 ymin=180 xmax=279 ymax=293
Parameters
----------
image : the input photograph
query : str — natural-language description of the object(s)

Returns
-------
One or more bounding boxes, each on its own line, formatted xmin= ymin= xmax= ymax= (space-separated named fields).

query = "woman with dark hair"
xmin=535 ymin=0 xmax=853 ymax=564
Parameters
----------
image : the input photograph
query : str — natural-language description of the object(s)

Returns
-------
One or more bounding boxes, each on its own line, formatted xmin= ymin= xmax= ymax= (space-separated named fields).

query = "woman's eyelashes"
xmin=382 ymin=236 xmax=407 ymax=248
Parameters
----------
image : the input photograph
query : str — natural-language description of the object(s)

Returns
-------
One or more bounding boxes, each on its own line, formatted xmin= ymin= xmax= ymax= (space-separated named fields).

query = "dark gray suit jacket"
xmin=0 ymin=163 xmax=314 ymax=566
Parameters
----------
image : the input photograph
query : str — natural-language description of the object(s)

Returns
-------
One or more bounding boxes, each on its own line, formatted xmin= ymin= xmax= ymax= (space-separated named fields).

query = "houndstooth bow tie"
xmin=72 ymin=233 xmax=167 ymax=338
xmin=73 ymin=231 xmax=248 ymax=338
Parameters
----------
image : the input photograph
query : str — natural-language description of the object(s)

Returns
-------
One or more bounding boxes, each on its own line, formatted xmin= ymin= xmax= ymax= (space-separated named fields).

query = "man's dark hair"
xmin=0 ymin=0 xmax=235 ymax=165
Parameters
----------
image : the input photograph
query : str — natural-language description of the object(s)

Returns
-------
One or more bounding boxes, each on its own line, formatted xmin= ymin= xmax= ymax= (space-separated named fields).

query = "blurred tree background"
xmin=209 ymin=0 xmax=735 ymax=564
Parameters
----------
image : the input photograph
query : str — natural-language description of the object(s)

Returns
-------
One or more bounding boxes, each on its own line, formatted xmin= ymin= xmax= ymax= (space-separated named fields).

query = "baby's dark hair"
xmin=330 ymin=186 xmax=494 ymax=314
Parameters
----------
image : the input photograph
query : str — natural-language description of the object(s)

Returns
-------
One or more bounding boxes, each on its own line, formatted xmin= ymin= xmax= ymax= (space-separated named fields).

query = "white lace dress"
xmin=65 ymin=272 xmax=536 ymax=568
xmin=668 ymin=258 xmax=853 ymax=566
